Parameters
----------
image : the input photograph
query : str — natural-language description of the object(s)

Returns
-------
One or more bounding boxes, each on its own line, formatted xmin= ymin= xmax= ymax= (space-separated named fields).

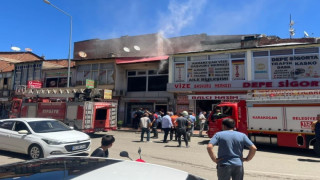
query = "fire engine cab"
xmin=207 ymin=90 xmax=320 ymax=156
xmin=10 ymin=86 xmax=117 ymax=134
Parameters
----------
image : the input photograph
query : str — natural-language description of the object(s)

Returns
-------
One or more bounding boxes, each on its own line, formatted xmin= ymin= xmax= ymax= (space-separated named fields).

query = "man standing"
xmin=162 ymin=111 xmax=173 ymax=143
xmin=207 ymin=118 xmax=257 ymax=180
xmin=133 ymin=108 xmax=143 ymax=129
xmin=151 ymin=111 xmax=158 ymax=139
xmin=170 ymin=112 xmax=179 ymax=141
xmin=140 ymin=113 xmax=151 ymax=142
xmin=198 ymin=111 xmax=207 ymax=137
xmin=188 ymin=111 xmax=196 ymax=136
xmin=176 ymin=112 xmax=190 ymax=147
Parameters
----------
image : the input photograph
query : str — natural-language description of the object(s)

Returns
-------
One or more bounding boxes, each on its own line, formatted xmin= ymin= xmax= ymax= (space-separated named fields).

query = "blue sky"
xmin=2 ymin=0 xmax=320 ymax=59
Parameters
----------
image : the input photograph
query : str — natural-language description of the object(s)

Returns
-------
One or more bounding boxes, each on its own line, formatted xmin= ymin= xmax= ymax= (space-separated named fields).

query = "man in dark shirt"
xmin=312 ymin=114 xmax=320 ymax=141
xmin=91 ymin=135 xmax=115 ymax=157
xmin=176 ymin=112 xmax=191 ymax=148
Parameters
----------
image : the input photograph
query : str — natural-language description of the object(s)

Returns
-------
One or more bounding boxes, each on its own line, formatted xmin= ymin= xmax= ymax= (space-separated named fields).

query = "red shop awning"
xmin=116 ymin=56 xmax=169 ymax=64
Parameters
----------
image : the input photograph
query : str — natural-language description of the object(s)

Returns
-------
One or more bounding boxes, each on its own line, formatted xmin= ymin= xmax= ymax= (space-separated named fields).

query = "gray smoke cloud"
xmin=158 ymin=0 xmax=207 ymax=37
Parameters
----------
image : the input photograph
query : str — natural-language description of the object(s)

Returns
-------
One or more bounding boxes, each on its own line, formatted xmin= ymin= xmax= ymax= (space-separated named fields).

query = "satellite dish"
xmin=123 ymin=47 xmax=130 ymax=52
xmin=290 ymin=20 xmax=294 ymax=26
xmin=134 ymin=45 xmax=141 ymax=51
xmin=78 ymin=51 xmax=87 ymax=58
xmin=11 ymin=46 xmax=21 ymax=51
xmin=25 ymin=48 xmax=32 ymax=52
xmin=304 ymin=31 xmax=309 ymax=37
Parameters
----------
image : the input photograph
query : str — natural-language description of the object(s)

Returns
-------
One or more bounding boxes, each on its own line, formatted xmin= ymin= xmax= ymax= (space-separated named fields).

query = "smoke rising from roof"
xmin=158 ymin=0 xmax=207 ymax=37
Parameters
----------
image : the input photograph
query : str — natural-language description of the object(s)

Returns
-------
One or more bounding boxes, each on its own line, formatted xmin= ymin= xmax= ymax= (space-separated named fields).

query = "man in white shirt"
xmin=199 ymin=111 xmax=207 ymax=137
xmin=140 ymin=113 xmax=151 ymax=142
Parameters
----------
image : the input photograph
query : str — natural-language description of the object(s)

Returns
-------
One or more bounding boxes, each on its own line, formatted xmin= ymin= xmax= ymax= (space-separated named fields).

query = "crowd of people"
xmin=90 ymin=108 xmax=259 ymax=180
xmin=132 ymin=108 xmax=197 ymax=147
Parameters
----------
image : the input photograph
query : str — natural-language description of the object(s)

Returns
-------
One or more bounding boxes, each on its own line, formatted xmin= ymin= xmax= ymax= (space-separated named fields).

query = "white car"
xmin=0 ymin=118 xmax=91 ymax=159
xmin=0 ymin=157 xmax=204 ymax=180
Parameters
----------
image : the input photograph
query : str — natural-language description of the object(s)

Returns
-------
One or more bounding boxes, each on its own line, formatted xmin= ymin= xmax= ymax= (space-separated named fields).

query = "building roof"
xmin=0 ymin=52 xmax=43 ymax=72
xmin=44 ymin=59 xmax=75 ymax=68
xmin=74 ymin=33 xmax=166 ymax=60
xmin=115 ymin=56 xmax=169 ymax=64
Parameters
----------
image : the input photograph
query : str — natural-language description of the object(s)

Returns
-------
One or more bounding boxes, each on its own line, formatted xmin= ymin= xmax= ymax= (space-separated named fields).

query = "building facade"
xmin=167 ymin=36 xmax=320 ymax=116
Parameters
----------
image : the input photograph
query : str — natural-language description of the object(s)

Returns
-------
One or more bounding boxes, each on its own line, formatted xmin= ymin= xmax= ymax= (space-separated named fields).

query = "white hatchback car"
xmin=0 ymin=118 xmax=91 ymax=159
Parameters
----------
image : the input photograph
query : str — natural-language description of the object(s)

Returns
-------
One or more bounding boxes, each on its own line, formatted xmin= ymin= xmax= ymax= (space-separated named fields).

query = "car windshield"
xmin=28 ymin=120 xmax=71 ymax=133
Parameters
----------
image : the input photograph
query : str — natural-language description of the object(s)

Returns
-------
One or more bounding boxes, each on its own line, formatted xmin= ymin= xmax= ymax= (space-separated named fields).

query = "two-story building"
xmin=73 ymin=33 xmax=173 ymax=126
xmin=167 ymin=35 xmax=320 ymax=115
xmin=0 ymin=52 xmax=43 ymax=118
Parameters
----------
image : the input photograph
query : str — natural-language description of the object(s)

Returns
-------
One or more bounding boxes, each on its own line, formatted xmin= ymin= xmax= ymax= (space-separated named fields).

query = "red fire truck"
xmin=10 ymin=86 xmax=118 ymax=134
xmin=207 ymin=90 xmax=320 ymax=156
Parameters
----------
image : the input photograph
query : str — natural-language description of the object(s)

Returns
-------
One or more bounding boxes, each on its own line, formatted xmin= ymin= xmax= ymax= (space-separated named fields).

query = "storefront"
xmin=167 ymin=45 xmax=320 ymax=116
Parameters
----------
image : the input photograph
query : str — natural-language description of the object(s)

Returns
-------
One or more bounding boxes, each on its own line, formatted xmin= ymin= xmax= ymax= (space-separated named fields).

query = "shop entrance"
xmin=155 ymin=104 xmax=167 ymax=114
xmin=196 ymin=100 xmax=220 ymax=115
xmin=126 ymin=102 xmax=153 ymax=127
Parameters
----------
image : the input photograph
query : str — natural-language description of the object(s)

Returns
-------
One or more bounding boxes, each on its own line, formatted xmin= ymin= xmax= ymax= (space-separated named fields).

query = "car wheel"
xmin=28 ymin=144 xmax=43 ymax=159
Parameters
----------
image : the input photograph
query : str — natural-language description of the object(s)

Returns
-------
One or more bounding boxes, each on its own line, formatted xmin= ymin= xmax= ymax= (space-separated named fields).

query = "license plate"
xmin=72 ymin=144 xmax=86 ymax=151
xmin=95 ymin=128 xmax=104 ymax=132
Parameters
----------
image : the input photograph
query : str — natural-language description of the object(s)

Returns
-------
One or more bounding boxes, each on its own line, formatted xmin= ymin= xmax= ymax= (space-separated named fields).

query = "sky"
xmin=2 ymin=0 xmax=320 ymax=60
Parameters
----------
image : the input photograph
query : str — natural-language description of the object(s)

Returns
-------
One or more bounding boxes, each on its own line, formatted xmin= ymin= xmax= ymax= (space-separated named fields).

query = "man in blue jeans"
xmin=207 ymin=118 xmax=257 ymax=180
xmin=161 ymin=111 xmax=173 ymax=143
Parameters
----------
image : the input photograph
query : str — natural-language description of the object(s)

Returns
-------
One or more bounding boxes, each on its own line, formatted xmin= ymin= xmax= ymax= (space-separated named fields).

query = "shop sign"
xmin=188 ymin=95 xmax=247 ymax=100
xmin=86 ymin=79 xmax=94 ymax=89
xmin=254 ymin=57 xmax=269 ymax=79
xmin=187 ymin=59 xmax=230 ymax=82
xmin=104 ymin=89 xmax=112 ymax=99
xmin=177 ymin=94 xmax=189 ymax=104
xmin=174 ymin=63 xmax=186 ymax=82
xmin=232 ymin=60 xmax=245 ymax=80
xmin=270 ymin=55 xmax=320 ymax=79
xmin=27 ymin=80 xmax=42 ymax=89
xmin=253 ymin=89 xmax=320 ymax=97
xmin=168 ymin=79 xmax=320 ymax=92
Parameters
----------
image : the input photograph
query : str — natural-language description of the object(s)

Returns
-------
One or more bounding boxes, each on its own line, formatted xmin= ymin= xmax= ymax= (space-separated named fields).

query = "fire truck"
xmin=10 ymin=86 xmax=118 ymax=134
xmin=207 ymin=90 xmax=320 ymax=156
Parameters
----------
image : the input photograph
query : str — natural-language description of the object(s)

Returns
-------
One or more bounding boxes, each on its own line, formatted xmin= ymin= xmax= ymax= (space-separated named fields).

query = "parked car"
xmin=0 ymin=118 xmax=91 ymax=159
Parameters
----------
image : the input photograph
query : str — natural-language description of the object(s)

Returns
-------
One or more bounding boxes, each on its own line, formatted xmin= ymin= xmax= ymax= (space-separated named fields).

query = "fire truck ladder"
xmin=15 ymin=85 xmax=102 ymax=99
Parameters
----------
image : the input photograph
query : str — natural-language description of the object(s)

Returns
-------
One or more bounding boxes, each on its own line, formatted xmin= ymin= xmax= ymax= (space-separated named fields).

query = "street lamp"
xmin=43 ymin=0 xmax=72 ymax=88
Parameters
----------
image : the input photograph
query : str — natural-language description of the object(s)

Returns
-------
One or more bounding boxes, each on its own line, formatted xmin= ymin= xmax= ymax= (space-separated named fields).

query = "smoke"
xmin=158 ymin=0 xmax=207 ymax=37
xmin=158 ymin=59 xmax=168 ymax=73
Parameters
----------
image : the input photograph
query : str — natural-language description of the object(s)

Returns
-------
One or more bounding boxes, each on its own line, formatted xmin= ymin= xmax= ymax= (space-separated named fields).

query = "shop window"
xmin=127 ymin=77 xmax=146 ymax=91
xmin=253 ymin=51 xmax=268 ymax=57
xmin=3 ymin=78 xmax=8 ymax=85
xmin=148 ymin=75 xmax=168 ymax=91
xmin=127 ymin=69 xmax=168 ymax=92
xmin=295 ymin=47 xmax=319 ymax=54
xmin=76 ymin=63 xmax=114 ymax=86
xmin=270 ymin=49 xmax=293 ymax=56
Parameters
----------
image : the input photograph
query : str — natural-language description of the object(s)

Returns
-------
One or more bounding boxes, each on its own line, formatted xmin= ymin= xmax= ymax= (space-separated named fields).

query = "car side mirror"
xmin=120 ymin=151 xmax=129 ymax=158
xmin=18 ymin=130 xmax=29 ymax=134
xmin=120 ymin=151 xmax=133 ymax=161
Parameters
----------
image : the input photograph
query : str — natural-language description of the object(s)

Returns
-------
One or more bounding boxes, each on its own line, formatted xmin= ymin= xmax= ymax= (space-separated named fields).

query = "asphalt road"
xmin=0 ymin=130 xmax=320 ymax=180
